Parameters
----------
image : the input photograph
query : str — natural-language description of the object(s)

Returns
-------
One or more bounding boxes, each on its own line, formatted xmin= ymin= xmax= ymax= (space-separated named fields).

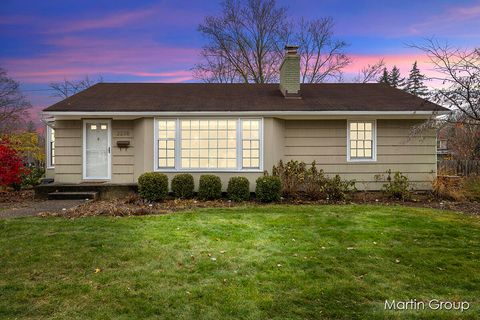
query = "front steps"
xmin=48 ymin=191 xmax=98 ymax=200
xmin=35 ymin=183 xmax=137 ymax=200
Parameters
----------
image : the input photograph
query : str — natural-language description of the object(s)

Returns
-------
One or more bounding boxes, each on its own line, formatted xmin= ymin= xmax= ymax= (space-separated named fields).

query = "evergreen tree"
xmin=388 ymin=65 xmax=405 ymax=89
xmin=405 ymin=61 xmax=428 ymax=97
xmin=378 ymin=68 xmax=390 ymax=84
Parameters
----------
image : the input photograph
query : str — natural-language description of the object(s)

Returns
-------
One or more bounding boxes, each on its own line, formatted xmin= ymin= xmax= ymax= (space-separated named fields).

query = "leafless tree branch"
xmin=0 ymin=68 xmax=31 ymax=134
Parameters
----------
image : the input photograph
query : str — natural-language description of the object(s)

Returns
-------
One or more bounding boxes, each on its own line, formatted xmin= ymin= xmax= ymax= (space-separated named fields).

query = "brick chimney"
xmin=279 ymin=45 xmax=301 ymax=99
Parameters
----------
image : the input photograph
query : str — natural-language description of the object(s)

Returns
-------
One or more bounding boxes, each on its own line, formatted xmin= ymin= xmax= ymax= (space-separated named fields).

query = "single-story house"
xmin=43 ymin=46 xmax=448 ymax=191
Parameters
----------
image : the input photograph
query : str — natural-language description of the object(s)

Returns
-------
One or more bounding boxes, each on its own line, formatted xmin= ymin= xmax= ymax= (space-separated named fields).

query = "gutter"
xmin=42 ymin=110 xmax=450 ymax=117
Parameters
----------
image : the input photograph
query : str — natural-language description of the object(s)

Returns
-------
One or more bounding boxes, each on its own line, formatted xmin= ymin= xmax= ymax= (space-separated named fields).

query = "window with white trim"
xmin=154 ymin=118 xmax=262 ymax=171
xmin=242 ymin=119 xmax=260 ymax=168
xmin=157 ymin=120 xmax=176 ymax=168
xmin=348 ymin=121 xmax=376 ymax=161
xmin=47 ymin=126 xmax=55 ymax=168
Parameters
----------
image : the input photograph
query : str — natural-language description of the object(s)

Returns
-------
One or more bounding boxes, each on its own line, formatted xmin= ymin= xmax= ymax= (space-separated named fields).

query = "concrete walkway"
xmin=0 ymin=199 xmax=86 ymax=218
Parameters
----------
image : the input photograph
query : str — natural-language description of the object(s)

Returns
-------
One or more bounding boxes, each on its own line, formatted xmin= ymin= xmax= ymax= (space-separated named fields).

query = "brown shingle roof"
xmin=43 ymin=83 xmax=447 ymax=113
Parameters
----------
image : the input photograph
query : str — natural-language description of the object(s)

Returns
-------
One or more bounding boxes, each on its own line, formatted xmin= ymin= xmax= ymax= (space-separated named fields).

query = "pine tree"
xmin=378 ymin=68 xmax=390 ymax=85
xmin=388 ymin=65 xmax=405 ymax=89
xmin=405 ymin=61 xmax=428 ymax=98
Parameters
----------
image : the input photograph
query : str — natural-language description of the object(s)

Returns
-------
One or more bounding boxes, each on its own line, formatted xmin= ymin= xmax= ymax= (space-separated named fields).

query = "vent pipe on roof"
xmin=279 ymin=45 xmax=301 ymax=99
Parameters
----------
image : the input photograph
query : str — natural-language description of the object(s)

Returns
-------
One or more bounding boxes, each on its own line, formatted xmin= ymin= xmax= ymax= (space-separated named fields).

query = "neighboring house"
xmin=437 ymin=126 xmax=452 ymax=160
xmin=43 ymin=46 xmax=448 ymax=190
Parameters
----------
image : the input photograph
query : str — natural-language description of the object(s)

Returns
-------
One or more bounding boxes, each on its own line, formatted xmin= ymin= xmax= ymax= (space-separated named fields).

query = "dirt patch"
xmin=0 ymin=190 xmax=87 ymax=218
xmin=38 ymin=192 xmax=480 ymax=218
xmin=0 ymin=189 xmax=35 ymax=204
xmin=39 ymin=195 xmax=242 ymax=218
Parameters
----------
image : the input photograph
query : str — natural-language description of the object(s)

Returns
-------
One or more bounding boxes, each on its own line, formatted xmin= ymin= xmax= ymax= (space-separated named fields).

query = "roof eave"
xmin=42 ymin=110 xmax=449 ymax=116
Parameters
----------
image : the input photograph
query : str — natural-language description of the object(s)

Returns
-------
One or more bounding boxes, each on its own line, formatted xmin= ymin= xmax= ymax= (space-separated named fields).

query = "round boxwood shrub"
xmin=227 ymin=176 xmax=250 ymax=202
xmin=255 ymin=175 xmax=282 ymax=202
xmin=198 ymin=175 xmax=222 ymax=200
xmin=171 ymin=173 xmax=195 ymax=199
xmin=138 ymin=172 xmax=168 ymax=201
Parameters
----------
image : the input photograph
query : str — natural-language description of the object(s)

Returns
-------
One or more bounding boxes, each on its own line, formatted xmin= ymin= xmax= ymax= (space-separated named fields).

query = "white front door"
xmin=83 ymin=120 xmax=111 ymax=180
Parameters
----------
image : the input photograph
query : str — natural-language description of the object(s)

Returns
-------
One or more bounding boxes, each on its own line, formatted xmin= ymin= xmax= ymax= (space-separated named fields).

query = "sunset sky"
xmin=1 ymin=0 xmax=479 ymax=123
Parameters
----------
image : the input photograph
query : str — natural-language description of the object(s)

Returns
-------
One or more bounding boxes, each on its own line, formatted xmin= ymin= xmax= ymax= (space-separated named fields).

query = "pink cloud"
xmin=2 ymin=36 xmax=198 ymax=83
xmin=44 ymin=9 xmax=155 ymax=33
xmin=346 ymin=53 xmax=430 ymax=72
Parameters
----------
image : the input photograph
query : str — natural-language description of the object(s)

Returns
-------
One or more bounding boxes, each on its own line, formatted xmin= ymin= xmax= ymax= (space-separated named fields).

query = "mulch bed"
xmin=38 ymin=192 xmax=480 ymax=218
xmin=0 ymin=189 xmax=35 ymax=204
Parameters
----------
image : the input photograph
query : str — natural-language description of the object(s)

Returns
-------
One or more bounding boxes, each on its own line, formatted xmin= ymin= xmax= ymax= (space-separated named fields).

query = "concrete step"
xmin=48 ymin=191 xmax=98 ymax=200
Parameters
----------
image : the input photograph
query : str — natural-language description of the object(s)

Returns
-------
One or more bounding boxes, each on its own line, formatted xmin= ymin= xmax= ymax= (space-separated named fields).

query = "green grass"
xmin=1 ymin=205 xmax=479 ymax=319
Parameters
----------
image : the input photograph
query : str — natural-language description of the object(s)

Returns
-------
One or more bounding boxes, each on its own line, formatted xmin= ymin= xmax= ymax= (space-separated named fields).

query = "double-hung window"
xmin=46 ymin=126 xmax=55 ymax=168
xmin=347 ymin=120 xmax=376 ymax=161
xmin=155 ymin=118 xmax=262 ymax=171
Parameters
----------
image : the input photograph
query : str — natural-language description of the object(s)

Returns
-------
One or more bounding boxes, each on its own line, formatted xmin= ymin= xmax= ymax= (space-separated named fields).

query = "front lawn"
xmin=1 ymin=205 xmax=479 ymax=319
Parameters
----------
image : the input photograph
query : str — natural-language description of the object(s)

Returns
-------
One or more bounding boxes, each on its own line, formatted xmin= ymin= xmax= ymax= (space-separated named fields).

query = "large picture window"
xmin=155 ymin=118 xmax=262 ymax=171
xmin=347 ymin=120 xmax=376 ymax=161
xmin=47 ymin=126 xmax=55 ymax=168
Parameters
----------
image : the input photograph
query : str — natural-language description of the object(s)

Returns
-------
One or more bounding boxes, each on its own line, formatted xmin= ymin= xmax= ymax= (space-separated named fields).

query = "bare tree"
xmin=193 ymin=0 xmax=350 ymax=84
xmin=446 ymin=123 xmax=480 ymax=160
xmin=353 ymin=59 xmax=385 ymax=83
xmin=296 ymin=17 xmax=350 ymax=83
xmin=49 ymin=75 xmax=103 ymax=99
xmin=0 ymin=68 xmax=31 ymax=134
xmin=192 ymin=51 xmax=242 ymax=83
xmin=194 ymin=0 xmax=290 ymax=83
xmin=410 ymin=39 xmax=479 ymax=124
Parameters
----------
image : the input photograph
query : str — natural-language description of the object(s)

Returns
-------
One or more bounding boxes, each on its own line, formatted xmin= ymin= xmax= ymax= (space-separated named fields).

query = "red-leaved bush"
xmin=0 ymin=139 xmax=26 ymax=188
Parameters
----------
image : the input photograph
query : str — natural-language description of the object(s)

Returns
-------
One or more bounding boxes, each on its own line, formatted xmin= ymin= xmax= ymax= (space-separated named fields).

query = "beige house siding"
xmin=283 ymin=119 xmax=436 ymax=190
xmin=50 ymin=117 xmax=435 ymax=190
xmin=53 ymin=120 xmax=82 ymax=183
xmin=111 ymin=120 xmax=135 ymax=183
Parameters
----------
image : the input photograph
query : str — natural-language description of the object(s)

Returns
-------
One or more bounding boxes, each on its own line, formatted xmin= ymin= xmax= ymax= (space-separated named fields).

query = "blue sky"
xmin=1 ymin=0 xmax=479 ymax=122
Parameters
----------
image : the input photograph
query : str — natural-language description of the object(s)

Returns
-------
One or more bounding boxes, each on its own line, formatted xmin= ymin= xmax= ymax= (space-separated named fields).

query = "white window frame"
xmin=46 ymin=124 xmax=55 ymax=169
xmin=82 ymin=119 xmax=112 ymax=180
xmin=153 ymin=117 xmax=264 ymax=172
xmin=347 ymin=119 xmax=377 ymax=162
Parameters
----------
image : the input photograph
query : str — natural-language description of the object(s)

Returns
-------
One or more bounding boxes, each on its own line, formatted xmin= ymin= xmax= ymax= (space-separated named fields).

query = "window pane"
xmin=242 ymin=120 xmax=260 ymax=169
xmin=349 ymin=121 xmax=374 ymax=160
xmin=157 ymin=120 xmax=176 ymax=168
xmin=180 ymin=119 xmax=238 ymax=169
xmin=48 ymin=127 xmax=55 ymax=167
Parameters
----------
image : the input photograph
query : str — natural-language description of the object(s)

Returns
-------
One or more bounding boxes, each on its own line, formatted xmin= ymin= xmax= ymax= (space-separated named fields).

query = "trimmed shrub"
xmin=382 ymin=170 xmax=411 ymax=200
xmin=227 ymin=176 xmax=250 ymax=201
xmin=255 ymin=175 xmax=282 ymax=202
xmin=324 ymin=175 xmax=356 ymax=201
xmin=198 ymin=175 xmax=222 ymax=200
xmin=171 ymin=173 xmax=195 ymax=199
xmin=138 ymin=172 xmax=168 ymax=201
